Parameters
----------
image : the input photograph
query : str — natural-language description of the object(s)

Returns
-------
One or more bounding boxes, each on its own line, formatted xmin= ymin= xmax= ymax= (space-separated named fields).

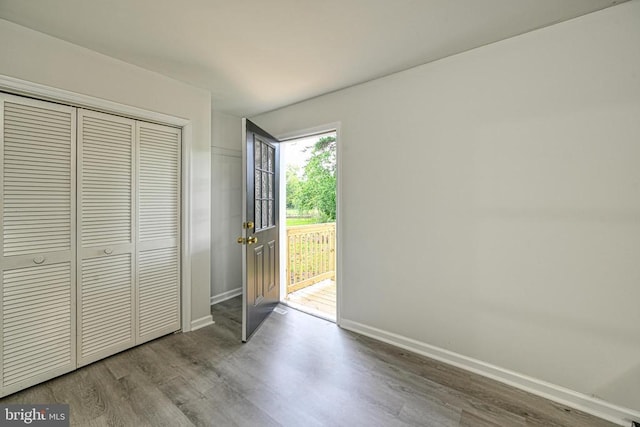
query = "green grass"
xmin=286 ymin=217 xmax=319 ymax=226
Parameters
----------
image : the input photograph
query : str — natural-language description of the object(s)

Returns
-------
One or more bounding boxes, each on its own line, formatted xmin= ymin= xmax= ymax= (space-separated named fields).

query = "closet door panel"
xmin=3 ymin=263 xmax=73 ymax=388
xmin=137 ymin=122 xmax=181 ymax=343
xmin=80 ymin=114 xmax=133 ymax=248
xmin=80 ymin=253 xmax=132 ymax=359
xmin=0 ymin=94 xmax=76 ymax=397
xmin=3 ymin=101 xmax=74 ymax=257
xmin=138 ymin=247 xmax=178 ymax=339
xmin=77 ymin=109 xmax=135 ymax=366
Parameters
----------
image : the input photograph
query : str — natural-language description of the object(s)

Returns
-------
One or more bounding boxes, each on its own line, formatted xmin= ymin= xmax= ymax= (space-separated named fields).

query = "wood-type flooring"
xmin=0 ymin=297 xmax=617 ymax=426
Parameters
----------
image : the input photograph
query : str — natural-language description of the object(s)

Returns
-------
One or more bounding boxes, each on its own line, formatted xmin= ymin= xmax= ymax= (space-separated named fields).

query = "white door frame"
xmin=276 ymin=122 xmax=342 ymax=326
xmin=0 ymin=75 xmax=194 ymax=332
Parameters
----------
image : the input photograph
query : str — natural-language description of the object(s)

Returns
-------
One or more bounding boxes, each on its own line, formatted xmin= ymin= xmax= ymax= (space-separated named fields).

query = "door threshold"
xmin=280 ymin=300 xmax=336 ymax=323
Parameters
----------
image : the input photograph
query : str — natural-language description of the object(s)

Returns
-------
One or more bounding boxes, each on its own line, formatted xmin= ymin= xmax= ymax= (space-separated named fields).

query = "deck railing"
xmin=286 ymin=223 xmax=336 ymax=293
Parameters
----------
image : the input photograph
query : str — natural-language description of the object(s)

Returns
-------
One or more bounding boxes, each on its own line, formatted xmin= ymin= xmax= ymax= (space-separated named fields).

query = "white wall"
xmin=0 ymin=19 xmax=212 ymax=326
xmin=254 ymin=1 xmax=640 ymax=417
xmin=211 ymin=110 xmax=243 ymax=302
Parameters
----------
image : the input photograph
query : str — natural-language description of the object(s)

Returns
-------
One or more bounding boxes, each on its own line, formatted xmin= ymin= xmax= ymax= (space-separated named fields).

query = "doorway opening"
xmin=281 ymin=131 xmax=337 ymax=322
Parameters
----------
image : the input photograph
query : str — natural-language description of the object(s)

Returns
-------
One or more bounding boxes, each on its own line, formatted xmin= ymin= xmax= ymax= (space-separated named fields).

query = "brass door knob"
xmin=237 ymin=236 xmax=257 ymax=245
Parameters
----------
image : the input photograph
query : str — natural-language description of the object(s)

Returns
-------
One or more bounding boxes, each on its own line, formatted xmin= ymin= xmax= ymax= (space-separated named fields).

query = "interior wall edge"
xmin=190 ymin=315 xmax=215 ymax=331
xmin=340 ymin=319 xmax=640 ymax=426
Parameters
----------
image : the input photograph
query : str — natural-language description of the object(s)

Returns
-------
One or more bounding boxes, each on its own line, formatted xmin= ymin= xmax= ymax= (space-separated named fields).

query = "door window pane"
xmin=255 ymin=141 xmax=261 ymax=168
xmin=268 ymin=201 xmax=274 ymax=227
xmin=255 ymin=200 xmax=261 ymax=230
xmin=261 ymin=171 xmax=267 ymax=199
xmin=262 ymin=200 xmax=268 ymax=228
xmin=262 ymin=144 xmax=268 ymax=170
xmin=255 ymin=170 xmax=261 ymax=199
xmin=254 ymin=137 xmax=276 ymax=231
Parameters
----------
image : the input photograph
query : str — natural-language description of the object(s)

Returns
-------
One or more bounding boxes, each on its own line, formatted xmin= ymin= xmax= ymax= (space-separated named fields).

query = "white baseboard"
xmin=340 ymin=319 xmax=639 ymax=426
xmin=210 ymin=287 xmax=242 ymax=305
xmin=190 ymin=315 xmax=214 ymax=331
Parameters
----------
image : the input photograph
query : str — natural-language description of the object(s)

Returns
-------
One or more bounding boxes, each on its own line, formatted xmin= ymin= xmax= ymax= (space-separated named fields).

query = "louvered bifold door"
xmin=77 ymin=109 xmax=135 ymax=366
xmin=136 ymin=122 xmax=181 ymax=343
xmin=0 ymin=94 xmax=76 ymax=397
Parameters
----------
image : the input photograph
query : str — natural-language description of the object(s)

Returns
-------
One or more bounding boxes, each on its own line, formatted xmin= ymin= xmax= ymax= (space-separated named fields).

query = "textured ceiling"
xmin=0 ymin=0 xmax=624 ymax=116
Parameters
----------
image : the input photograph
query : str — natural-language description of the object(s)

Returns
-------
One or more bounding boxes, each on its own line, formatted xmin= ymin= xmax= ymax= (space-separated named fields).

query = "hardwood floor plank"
xmin=116 ymin=368 xmax=195 ymax=427
xmin=45 ymin=362 xmax=145 ymax=426
xmin=103 ymin=350 xmax=134 ymax=381
xmin=398 ymin=396 xmax=462 ymax=427
xmin=1 ymin=381 xmax=56 ymax=405
xmin=459 ymin=409 xmax=506 ymax=427
xmin=240 ymin=383 xmax=327 ymax=427
xmin=179 ymin=380 xmax=281 ymax=427
xmin=158 ymin=375 xmax=206 ymax=408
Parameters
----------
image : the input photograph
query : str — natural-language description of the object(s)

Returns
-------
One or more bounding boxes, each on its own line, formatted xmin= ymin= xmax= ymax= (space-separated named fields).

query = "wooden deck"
xmin=285 ymin=279 xmax=336 ymax=321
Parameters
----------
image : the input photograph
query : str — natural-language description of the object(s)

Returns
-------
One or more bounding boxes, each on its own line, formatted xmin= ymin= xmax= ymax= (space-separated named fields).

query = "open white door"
xmin=240 ymin=119 xmax=280 ymax=342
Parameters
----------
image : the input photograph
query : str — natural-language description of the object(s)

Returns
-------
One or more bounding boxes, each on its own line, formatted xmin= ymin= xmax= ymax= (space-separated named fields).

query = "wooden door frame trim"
xmin=0 ymin=74 xmax=193 ymax=333
xmin=275 ymin=122 xmax=343 ymax=326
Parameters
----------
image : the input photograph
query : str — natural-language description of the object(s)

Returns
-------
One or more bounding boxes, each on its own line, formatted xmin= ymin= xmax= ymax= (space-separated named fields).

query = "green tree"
xmin=286 ymin=165 xmax=303 ymax=210
xmin=299 ymin=136 xmax=336 ymax=221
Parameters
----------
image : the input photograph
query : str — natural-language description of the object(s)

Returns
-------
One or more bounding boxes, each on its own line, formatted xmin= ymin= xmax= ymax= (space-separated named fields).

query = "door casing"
xmin=272 ymin=122 xmax=343 ymax=326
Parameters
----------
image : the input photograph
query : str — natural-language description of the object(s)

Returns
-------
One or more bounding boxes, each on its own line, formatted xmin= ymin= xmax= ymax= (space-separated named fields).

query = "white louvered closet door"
xmin=77 ymin=109 xmax=135 ymax=367
xmin=136 ymin=122 xmax=181 ymax=343
xmin=0 ymin=94 xmax=76 ymax=397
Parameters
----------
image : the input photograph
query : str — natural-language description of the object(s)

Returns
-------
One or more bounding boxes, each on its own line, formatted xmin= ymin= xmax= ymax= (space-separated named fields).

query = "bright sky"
xmin=283 ymin=132 xmax=335 ymax=174
xmin=284 ymin=136 xmax=315 ymax=169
